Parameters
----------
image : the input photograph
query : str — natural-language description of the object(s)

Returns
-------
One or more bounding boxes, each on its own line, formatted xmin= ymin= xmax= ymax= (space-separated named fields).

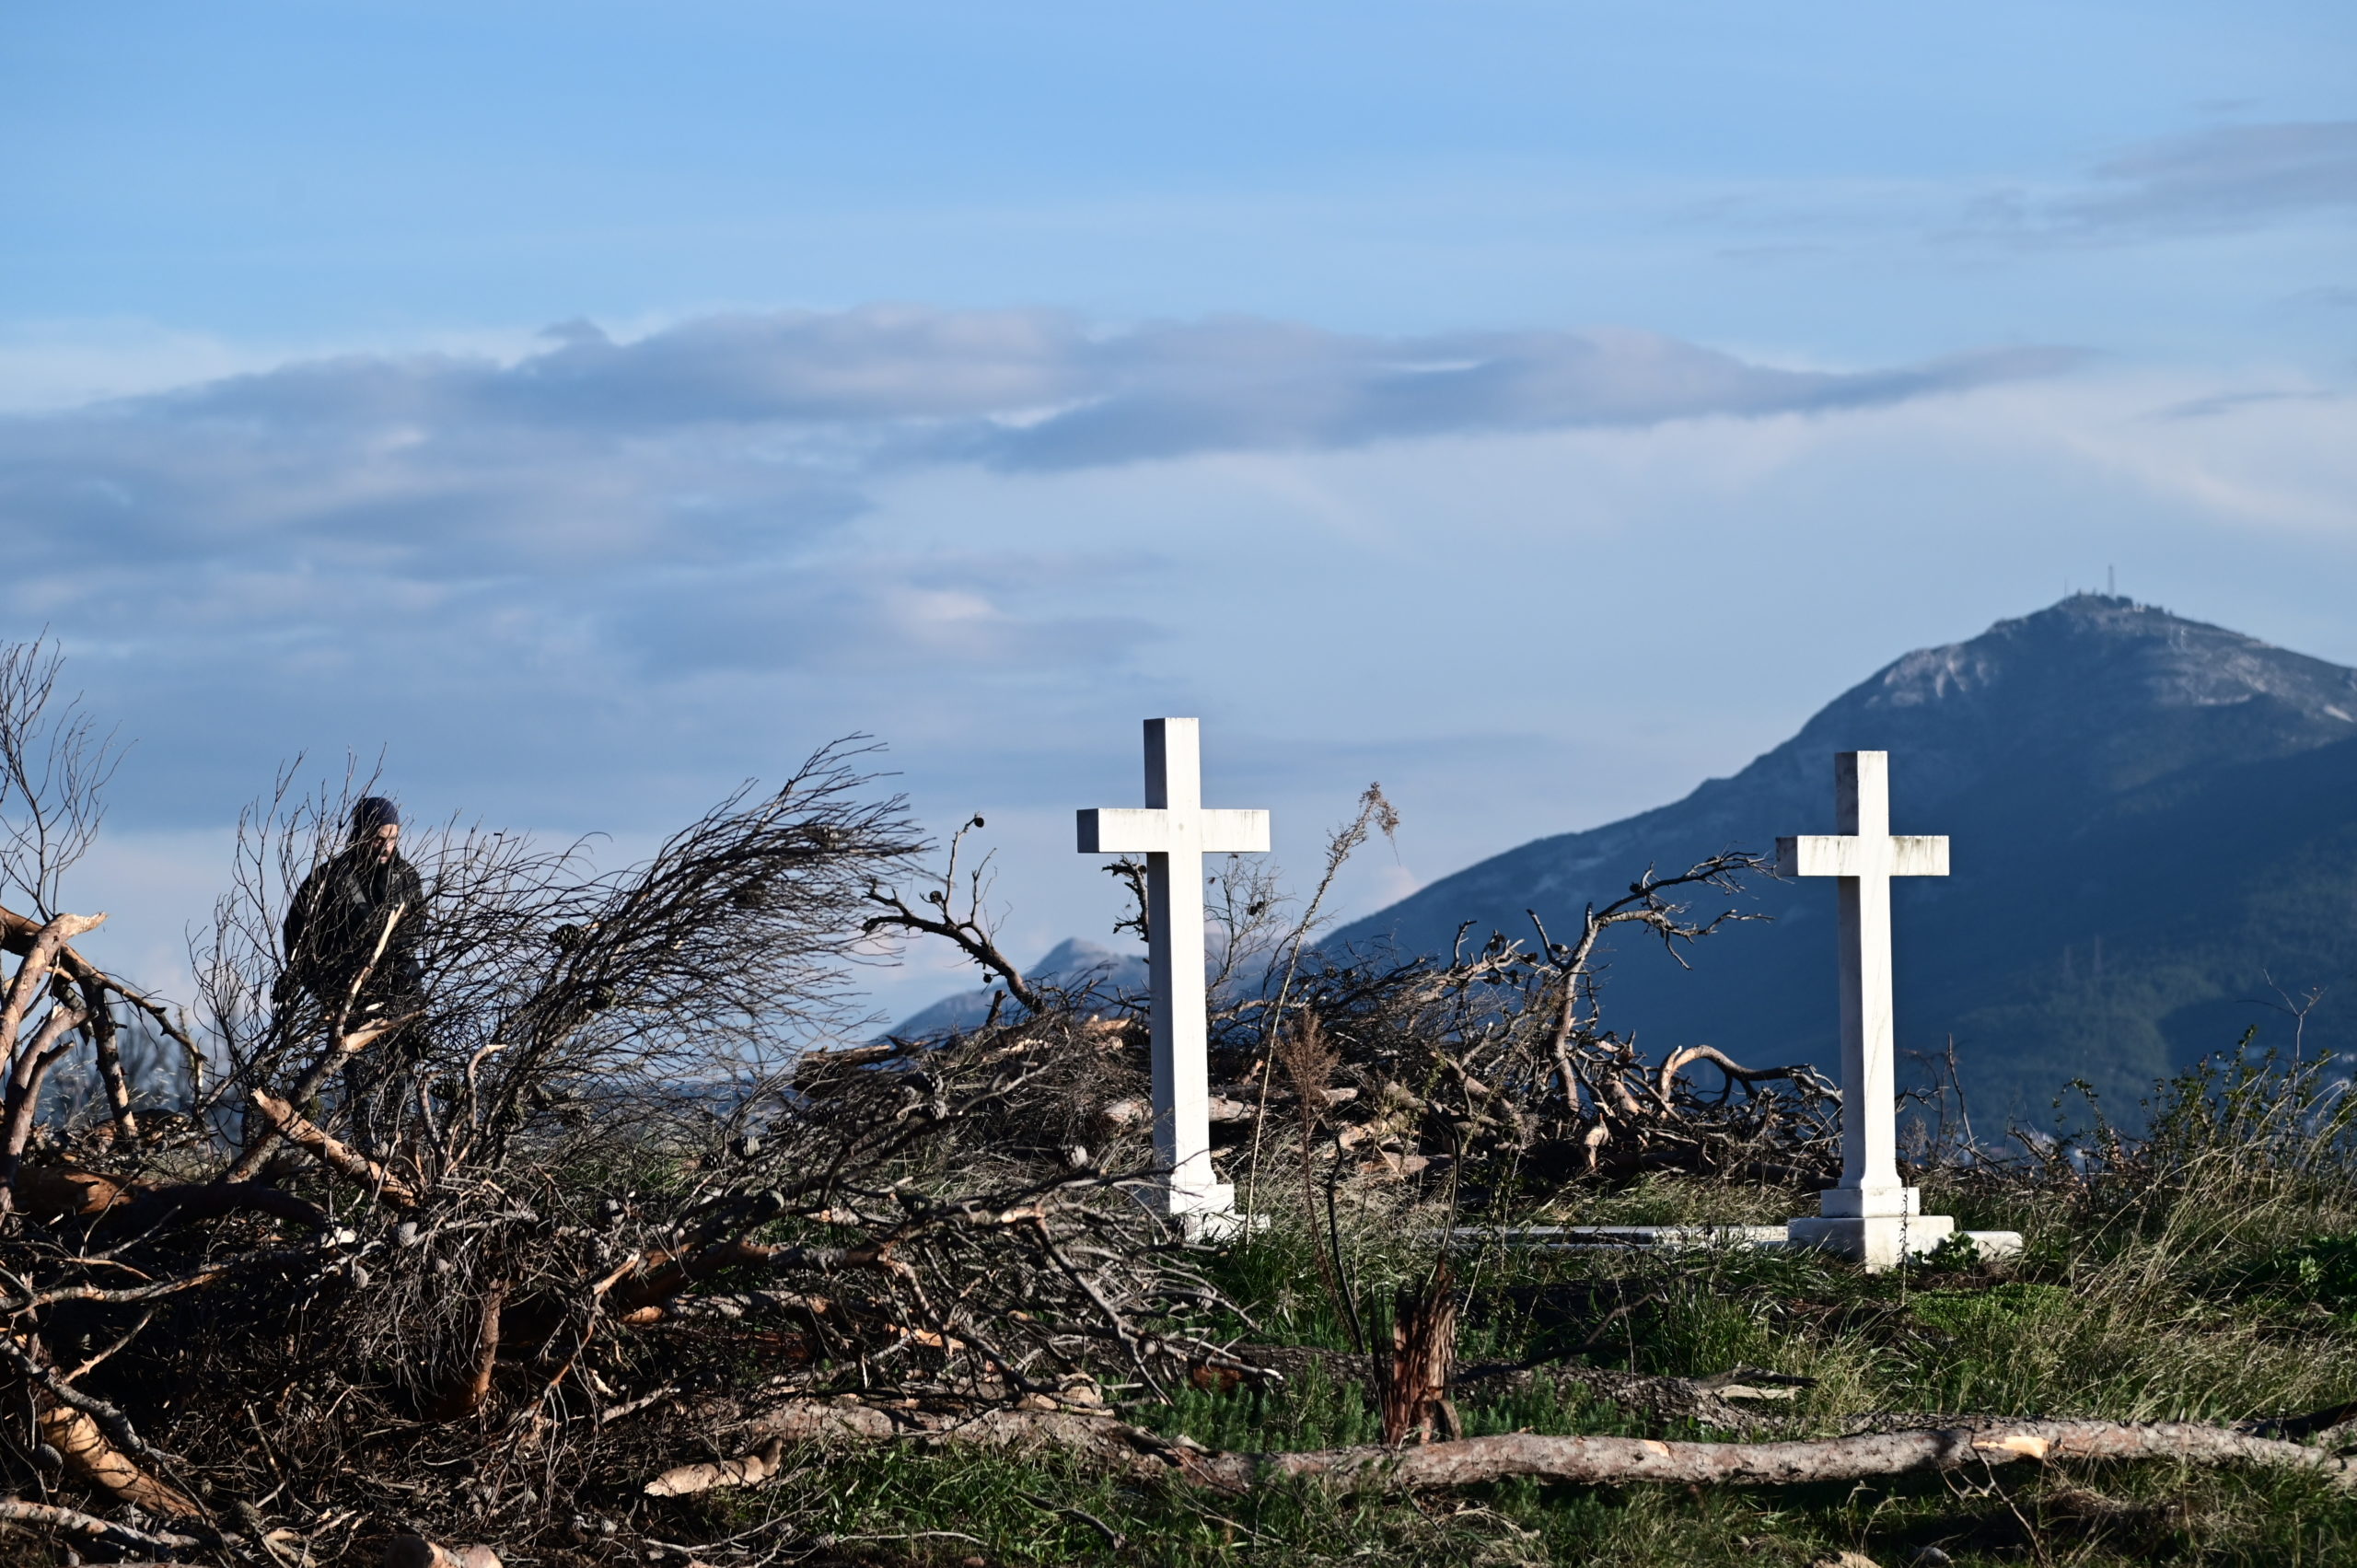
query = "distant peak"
xmin=2033 ymin=591 xmax=2181 ymax=625
xmin=1973 ymin=593 xmax=2252 ymax=654
xmin=1843 ymin=594 xmax=2354 ymax=735
xmin=2054 ymin=590 xmax=2143 ymax=611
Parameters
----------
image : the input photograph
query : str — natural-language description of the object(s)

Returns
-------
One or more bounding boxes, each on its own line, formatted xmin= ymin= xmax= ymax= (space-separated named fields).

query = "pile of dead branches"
xmin=1236 ymin=871 xmax=1848 ymax=1198
xmin=0 ymin=645 xmax=1250 ymax=1563
xmin=868 ymin=791 xmax=1846 ymax=1209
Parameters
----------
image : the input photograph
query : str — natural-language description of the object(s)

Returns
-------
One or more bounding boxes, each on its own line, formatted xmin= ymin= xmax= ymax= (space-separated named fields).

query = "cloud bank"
xmin=0 ymin=308 xmax=2073 ymax=735
xmin=29 ymin=308 xmax=2077 ymax=461
xmin=6 ymin=310 xmax=2072 ymax=589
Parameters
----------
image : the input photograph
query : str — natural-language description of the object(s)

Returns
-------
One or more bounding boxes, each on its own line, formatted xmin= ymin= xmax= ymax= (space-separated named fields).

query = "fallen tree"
xmin=644 ymin=1396 xmax=2357 ymax=1495
xmin=1187 ymin=1419 xmax=2357 ymax=1492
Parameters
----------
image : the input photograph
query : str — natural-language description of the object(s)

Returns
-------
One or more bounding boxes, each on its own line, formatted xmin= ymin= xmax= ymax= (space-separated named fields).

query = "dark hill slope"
xmin=1329 ymin=596 xmax=2357 ymax=1113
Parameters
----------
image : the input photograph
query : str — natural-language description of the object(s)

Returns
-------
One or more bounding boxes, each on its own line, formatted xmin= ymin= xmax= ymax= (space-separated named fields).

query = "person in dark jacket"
xmin=282 ymin=797 xmax=428 ymax=1144
xmin=283 ymin=796 xmax=426 ymax=1021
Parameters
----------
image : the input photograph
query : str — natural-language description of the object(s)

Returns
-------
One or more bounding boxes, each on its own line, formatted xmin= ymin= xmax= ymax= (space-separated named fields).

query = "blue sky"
xmin=4 ymin=1 xmax=2354 ymax=1018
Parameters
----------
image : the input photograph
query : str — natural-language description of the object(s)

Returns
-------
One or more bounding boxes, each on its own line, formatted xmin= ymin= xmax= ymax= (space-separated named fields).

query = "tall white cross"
xmin=1077 ymin=718 xmax=1270 ymax=1223
xmin=1776 ymin=750 xmax=1949 ymax=1222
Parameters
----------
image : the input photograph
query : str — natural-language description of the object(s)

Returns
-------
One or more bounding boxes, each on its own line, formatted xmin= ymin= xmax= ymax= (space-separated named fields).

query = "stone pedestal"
xmin=1163 ymin=1181 xmax=1239 ymax=1240
xmin=1787 ymin=1206 xmax=1956 ymax=1271
xmin=1786 ymin=1185 xmax=2024 ymax=1269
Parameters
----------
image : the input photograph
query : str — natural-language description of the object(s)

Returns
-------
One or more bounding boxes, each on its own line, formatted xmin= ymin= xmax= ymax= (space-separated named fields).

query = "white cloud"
xmin=0 ymin=305 xmax=2078 ymax=821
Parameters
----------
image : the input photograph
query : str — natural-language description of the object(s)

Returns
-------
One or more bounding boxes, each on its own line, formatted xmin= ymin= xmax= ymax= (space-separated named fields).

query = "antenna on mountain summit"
xmin=2108 ymin=564 xmax=2116 ymax=595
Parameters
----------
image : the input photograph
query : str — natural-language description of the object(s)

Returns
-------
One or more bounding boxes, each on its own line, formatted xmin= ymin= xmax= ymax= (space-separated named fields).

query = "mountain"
xmin=1329 ymin=595 xmax=2357 ymax=1115
xmin=887 ymin=936 xmax=1148 ymax=1039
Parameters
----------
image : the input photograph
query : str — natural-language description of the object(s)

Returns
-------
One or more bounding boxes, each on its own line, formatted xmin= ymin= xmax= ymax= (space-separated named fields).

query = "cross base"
xmin=1787 ymin=1186 xmax=2025 ymax=1270
xmin=1786 ymin=1213 xmax=1956 ymax=1271
xmin=1146 ymin=1181 xmax=1246 ymax=1241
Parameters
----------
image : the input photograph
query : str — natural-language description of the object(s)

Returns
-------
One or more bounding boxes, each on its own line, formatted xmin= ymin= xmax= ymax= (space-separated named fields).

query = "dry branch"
xmin=428 ymin=1280 xmax=508 ymax=1421
xmin=862 ymin=816 xmax=1044 ymax=1016
xmin=114 ymin=1179 xmax=329 ymax=1232
xmin=12 ymin=1161 xmax=138 ymax=1219
xmin=249 ymin=1088 xmax=420 ymax=1207
xmin=643 ymin=1435 xmax=787 ymax=1496
xmin=0 ymin=1498 xmax=205 ymax=1557
xmin=1237 ymin=847 xmax=1841 ymax=1196
xmin=0 ymin=900 xmax=202 ymax=1107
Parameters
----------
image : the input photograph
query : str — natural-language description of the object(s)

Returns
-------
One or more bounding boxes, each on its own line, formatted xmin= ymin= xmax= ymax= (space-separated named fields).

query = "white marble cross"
xmin=1077 ymin=718 xmax=1270 ymax=1222
xmin=1777 ymin=751 xmax=1950 ymax=1234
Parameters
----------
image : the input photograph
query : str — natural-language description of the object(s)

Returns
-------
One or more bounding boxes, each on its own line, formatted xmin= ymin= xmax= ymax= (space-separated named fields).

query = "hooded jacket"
xmin=282 ymin=841 xmax=427 ymax=1008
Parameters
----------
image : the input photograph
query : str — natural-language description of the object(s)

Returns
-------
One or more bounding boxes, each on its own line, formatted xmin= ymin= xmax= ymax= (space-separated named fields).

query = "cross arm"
xmin=1775 ymin=834 xmax=1950 ymax=878
xmin=1077 ymin=808 xmax=1167 ymax=854
xmin=1197 ymin=808 xmax=1271 ymax=854
xmin=1077 ymin=807 xmax=1271 ymax=855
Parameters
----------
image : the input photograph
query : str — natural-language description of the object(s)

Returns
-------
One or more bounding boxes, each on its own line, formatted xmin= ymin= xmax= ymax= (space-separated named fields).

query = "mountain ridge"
xmin=887 ymin=936 xmax=1148 ymax=1040
xmin=1329 ymin=595 xmax=2357 ymax=1112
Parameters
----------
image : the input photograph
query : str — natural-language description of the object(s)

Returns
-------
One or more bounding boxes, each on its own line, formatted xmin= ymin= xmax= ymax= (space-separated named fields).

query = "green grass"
xmin=635 ymin=1049 xmax=2357 ymax=1566
xmin=643 ymin=1175 xmax=2357 ymax=1566
xmin=718 ymin=1442 xmax=2357 ymax=1567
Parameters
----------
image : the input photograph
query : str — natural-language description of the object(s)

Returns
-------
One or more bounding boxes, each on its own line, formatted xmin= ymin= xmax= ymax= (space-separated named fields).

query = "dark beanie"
xmin=352 ymin=796 xmax=401 ymax=835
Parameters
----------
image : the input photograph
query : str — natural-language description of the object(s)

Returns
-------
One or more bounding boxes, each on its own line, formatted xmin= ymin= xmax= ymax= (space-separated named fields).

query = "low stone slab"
xmin=1453 ymin=1224 xmax=2025 ymax=1263
xmin=1451 ymin=1225 xmax=1794 ymax=1252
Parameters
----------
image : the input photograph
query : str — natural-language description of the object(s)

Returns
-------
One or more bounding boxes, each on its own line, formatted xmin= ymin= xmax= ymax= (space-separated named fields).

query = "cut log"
xmin=728 ymin=1398 xmax=2354 ymax=1495
xmin=1180 ymin=1420 xmax=2357 ymax=1492
xmin=1381 ymin=1265 xmax=1457 ymax=1445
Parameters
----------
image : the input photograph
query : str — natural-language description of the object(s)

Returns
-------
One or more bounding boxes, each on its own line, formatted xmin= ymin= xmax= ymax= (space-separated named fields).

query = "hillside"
xmin=1329 ymin=595 xmax=2357 ymax=1114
